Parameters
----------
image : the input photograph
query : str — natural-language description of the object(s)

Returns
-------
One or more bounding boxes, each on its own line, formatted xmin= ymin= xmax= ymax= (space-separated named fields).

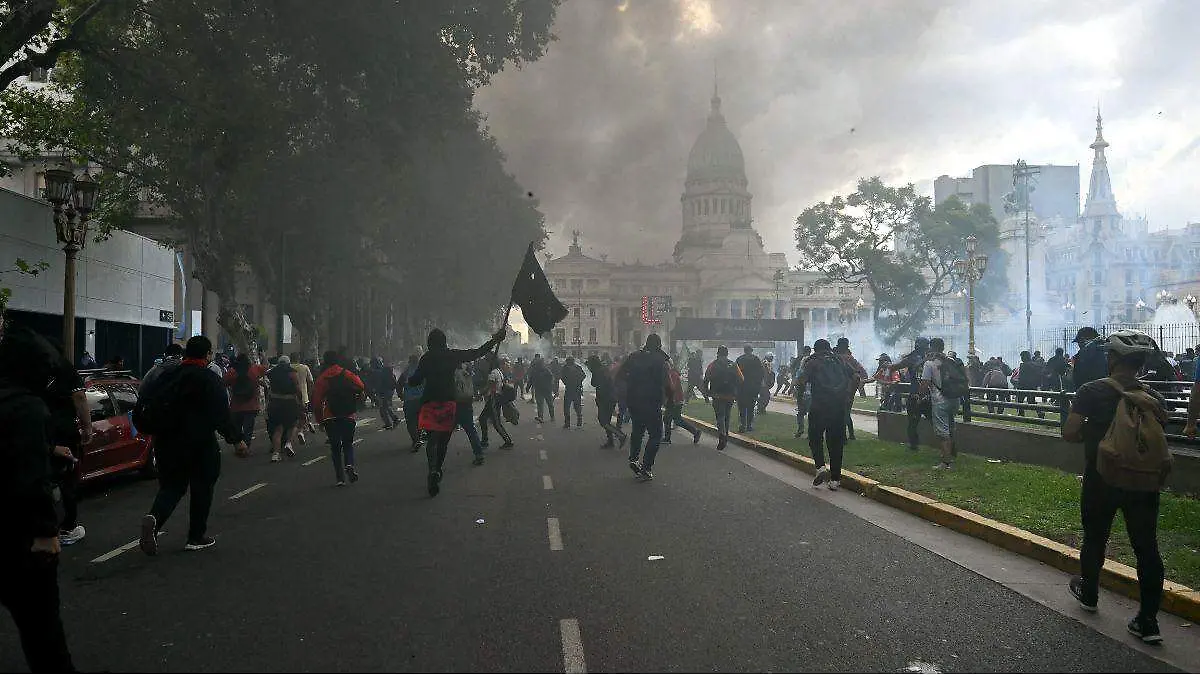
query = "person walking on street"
xmin=478 ymin=353 xmax=515 ymax=450
xmin=287 ymin=352 xmax=316 ymax=444
xmin=920 ymin=338 xmax=957 ymax=470
xmin=453 ymin=363 xmax=488 ymax=466
xmin=702 ymin=345 xmax=742 ymax=450
xmin=794 ymin=339 xmax=856 ymax=491
xmin=560 ymin=355 xmax=586 ymax=429
xmin=139 ymin=336 xmax=247 ymax=555
xmin=587 ymin=355 xmax=627 ymax=448
xmin=620 ymin=334 xmax=671 ymax=481
xmin=312 ymin=351 xmax=366 ymax=486
xmin=224 ymin=353 xmax=266 ymax=453
xmin=369 ymin=357 xmax=400 ymax=430
xmin=1067 ymin=330 xmax=1170 ymax=644
xmin=793 ymin=346 xmax=813 ymax=436
xmin=399 ymin=354 xmax=425 ymax=452
xmin=0 ymin=326 xmax=78 ymax=673
xmin=529 ymin=354 xmax=555 ymax=424
xmin=407 ymin=329 xmax=506 ymax=497
xmin=44 ymin=341 xmax=93 ymax=548
xmin=265 ymin=356 xmax=303 ymax=462
xmin=735 ymin=345 xmax=764 ymax=433
xmin=686 ymin=352 xmax=704 ymax=401
xmin=662 ymin=359 xmax=702 ymax=445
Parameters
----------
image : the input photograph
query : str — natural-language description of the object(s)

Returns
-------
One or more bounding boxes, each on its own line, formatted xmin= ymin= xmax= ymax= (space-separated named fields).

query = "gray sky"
xmin=475 ymin=0 xmax=1200 ymax=265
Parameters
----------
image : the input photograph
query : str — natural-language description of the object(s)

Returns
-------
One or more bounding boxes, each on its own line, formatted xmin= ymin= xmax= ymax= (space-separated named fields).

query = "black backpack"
xmin=325 ymin=370 xmax=360 ymax=417
xmin=810 ymin=353 xmax=852 ymax=401
xmin=938 ymin=357 xmax=971 ymax=399
xmin=133 ymin=365 xmax=187 ymax=435
xmin=707 ymin=359 xmax=739 ymax=397
xmin=268 ymin=364 xmax=296 ymax=396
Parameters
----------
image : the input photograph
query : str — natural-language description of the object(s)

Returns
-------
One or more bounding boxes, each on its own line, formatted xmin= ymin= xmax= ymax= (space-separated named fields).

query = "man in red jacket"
xmin=312 ymin=351 xmax=366 ymax=486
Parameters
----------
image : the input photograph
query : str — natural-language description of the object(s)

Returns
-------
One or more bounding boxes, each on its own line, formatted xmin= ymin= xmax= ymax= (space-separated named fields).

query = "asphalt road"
xmin=0 ymin=401 xmax=1182 ymax=673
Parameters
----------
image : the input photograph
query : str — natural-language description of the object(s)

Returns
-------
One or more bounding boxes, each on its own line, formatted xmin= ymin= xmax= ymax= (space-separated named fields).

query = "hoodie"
xmin=312 ymin=364 xmax=366 ymax=422
xmin=0 ymin=380 xmax=59 ymax=544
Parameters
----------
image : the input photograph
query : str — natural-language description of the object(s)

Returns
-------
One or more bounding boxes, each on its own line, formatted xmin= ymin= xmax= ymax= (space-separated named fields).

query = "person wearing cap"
xmin=1072 ymin=327 xmax=1108 ymax=387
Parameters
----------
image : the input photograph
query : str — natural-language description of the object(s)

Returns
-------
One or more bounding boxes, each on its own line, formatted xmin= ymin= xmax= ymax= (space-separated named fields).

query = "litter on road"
xmin=647 ymin=555 xmax=665 ymax=561
xmin=475 ymin=518 xmax=486 ymax=524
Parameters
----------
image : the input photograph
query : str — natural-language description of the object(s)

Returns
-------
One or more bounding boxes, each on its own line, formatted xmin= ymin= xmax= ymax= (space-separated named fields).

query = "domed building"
xmin=543 ymin=82 xmax=870 ymax=359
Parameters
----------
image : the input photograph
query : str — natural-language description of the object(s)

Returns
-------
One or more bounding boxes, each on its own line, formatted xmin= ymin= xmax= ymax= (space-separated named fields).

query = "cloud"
xmin=476 ymin=0 xmax=1200 ymax=263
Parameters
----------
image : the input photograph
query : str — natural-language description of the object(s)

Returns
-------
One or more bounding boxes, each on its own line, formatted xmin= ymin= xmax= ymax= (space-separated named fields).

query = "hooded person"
xmin=618 ymin=334 xmax=671 ymax=481
xmin=559 ymin=355 xmax=587 ymax=429
xmin=587 ymin=354 xmax=627 ymax=448
xmin=407 ymin=328 xmax=506 ymax=497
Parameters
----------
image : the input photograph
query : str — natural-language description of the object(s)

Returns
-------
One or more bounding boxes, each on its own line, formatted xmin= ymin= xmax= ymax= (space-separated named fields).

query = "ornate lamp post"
xmin=1156 ymin=289 xmax=1176 ymax=305
xmin=1061 ymin=302 xmax=1076 ymax=322
xmin=43 ymin=164 xmax=100 ymax=361
xmin=952 ymin=234 xmax=989 ymax=357
xmin=1186 ymin=294 xmax=1197 ymax=314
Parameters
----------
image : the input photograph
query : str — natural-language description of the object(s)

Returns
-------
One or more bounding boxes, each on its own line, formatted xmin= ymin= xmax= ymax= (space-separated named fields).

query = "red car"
xmin=78 ymin=371 xmax=155 ymax=482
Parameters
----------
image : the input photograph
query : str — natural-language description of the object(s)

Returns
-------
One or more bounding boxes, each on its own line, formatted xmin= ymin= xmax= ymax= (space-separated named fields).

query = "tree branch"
xmin=0 ymin=0 xmax=113 ymax=90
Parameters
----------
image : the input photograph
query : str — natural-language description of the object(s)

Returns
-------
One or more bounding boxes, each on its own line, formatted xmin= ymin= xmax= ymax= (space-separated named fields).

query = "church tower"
xmin=1082 ymin=108 xmax=1121 ymax=237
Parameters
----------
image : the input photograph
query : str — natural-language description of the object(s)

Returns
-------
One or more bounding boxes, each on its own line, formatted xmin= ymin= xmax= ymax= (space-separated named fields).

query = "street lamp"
xmin=43 ymin=164 xmax=100 ymax=361
xmin=1186 ymin=294 xmax=1198 ymax=313
xmin=952 ymin=234 xmax=989 ymax=357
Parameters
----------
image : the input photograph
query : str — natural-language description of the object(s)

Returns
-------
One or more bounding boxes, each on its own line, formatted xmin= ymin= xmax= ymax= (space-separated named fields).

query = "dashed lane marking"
xmin=302 ymin=455 xmax=327 ymax=466
xmin=547 ymin=517 xmax=564 ymax=551
xmin=543 ymin=475 xmax=554 ymax=490
xmin=353 ymin=438 xmax=363 ymax=445
xmin=560 ymin=619 xmax=587 ymax=673
xmin=91 ymin=539 xmax=139 ymax=564
xmin=539 ymin=450 xmax=548 ymax=461
xmin=229 ymin=482 xmax=267 ymax=500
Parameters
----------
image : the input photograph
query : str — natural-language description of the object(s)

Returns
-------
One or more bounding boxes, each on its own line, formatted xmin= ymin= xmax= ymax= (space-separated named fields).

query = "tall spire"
xmin=1083 ymin=106 xmax=1119 ymax=220
xmin=710 ymin=62 xmax=723 ymax=120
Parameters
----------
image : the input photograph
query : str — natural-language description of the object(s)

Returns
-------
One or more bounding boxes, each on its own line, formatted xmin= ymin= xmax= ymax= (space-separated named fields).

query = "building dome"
xmin=685 ymin=89 xmax=746 ymax=185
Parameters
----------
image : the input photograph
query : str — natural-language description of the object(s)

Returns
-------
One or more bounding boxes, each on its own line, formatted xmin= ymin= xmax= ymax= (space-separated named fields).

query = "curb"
xmin=682 ymin=413 xmax=1200 ymax=622
xmin=770 ymin=395 xmax=877 ymax=417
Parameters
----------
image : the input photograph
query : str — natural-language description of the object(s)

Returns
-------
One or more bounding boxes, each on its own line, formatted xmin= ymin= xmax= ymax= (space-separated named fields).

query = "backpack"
xmin=268 ymin=364 xmax=296 ymax=396
xmin=810 ymin=353 xmax=852 ymax=401
xmin=938 ymin=357 xmax=971 ymax=399
xmin=502 ymin=399 xmax=520 ymax=425
xmin=1096 ymin=379 xmax=1172 ymax=491
xmin=230 ymin=369 xmax=258 ymax=401
xmin=326 ymin=370 xmax=360 ymax=417
xmin=454 ymin=367 xmax=474 ymax=403
xmin=500 ymin=382 xmax=518 ymax=404
xmin=707 ymin=359 xmax=739 ymax=397
xmin=133 ymin=364 xmax=187 ymax=435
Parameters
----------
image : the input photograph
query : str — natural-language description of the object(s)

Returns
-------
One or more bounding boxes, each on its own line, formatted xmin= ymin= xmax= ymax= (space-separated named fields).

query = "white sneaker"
xmin=284 ymin=443 xmax=296 ymax=458
xmin=59 ymin=525 xmax=86 ymax=546
xmin=297 ymin=432 xmax=307 ymax=445
xmin=812 ymin=465 xmax=829 ymax=487
xmin=827 ymin=480 xmax=840 ymax=491
xmin=270 ymin=452 xmax=282 ymax=463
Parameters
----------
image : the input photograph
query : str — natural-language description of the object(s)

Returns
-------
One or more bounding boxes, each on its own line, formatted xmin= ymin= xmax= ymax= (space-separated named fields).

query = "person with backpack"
xmin=368 ymin=357 xmax=400 ymax=430
xmin=0 ymin=326 xmax=77 ymax=673
xmin=586 ymin=354 xmax=627 ymax=448
xmin=702 ymin=345 xmax=743 ymax=451
xmin=793 ymin=339 xmax=856 ymax=490
xmin=312 ymin=351 xmax=366 ymax=486
xmin=1064 ymin=330 xmax=1170 ymax=644
xmin=619 ymin=334 xmax=672 ymax=482
xmin=453 ymin=363 xmax=487 ymax=466
xmin=477 ymin=353 xmax=515 ymax=450
xmin=686 ymin=352 xmax=704 ymax=401
xmin=265 ymin=356 xmax=303 ymax=463
xmin=793 ymin=345 xmax=813 ymax=437
xmin=529 ymin=354 xmax=556 ymax=424
xmin=757 ymin=357 xmax=776 ymax=414
xmin=920 ymin=337 xmax=966 ymax=470
xmin=835 ymin=338 xmax=869 ymax=441
xmin=735 ymin=345 xmax=764 ymax=433
xmin=662 ymin=359 xmax=702 ymax=445
xmin=223 ymin=353 xmax=267 ymax=454
xmin=890 ymin=337 xmax=929 ymax=452
xmin=559 ymin=356 xmax=586 ymax=429
xmin=138 ymin=336 xmax=247 ymax=555
xmin=40 ymin=338 xmax=93 ymax=549
xmin=407 ymin=328 xmax=506 ymax=497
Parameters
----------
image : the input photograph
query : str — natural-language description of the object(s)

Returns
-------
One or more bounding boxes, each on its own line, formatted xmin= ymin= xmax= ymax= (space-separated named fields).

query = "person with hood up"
xmin=312 ymin=352 xmax=366 ymax=486
xmin=529 ymin=354 xmax=556 ymax=424
xmin=369 ymin=357 xmax=400 ymax=430
xmin=586 ymin=354 xmax=626 ymax=448
xmin=559 ymin=355 xmax=586 ymax=429
xmin=619 ymin=334 xmax=672 ymax=481
xmin=408 ymin=328 xmax=506 ymax=497
xmin=399 ymin=354 xmax=425 ymax=452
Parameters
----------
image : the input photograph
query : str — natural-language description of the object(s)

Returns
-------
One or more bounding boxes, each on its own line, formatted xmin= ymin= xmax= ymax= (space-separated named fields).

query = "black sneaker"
xmin=716 ymin=437 xmax=727 ymax=451
xmin=184 ymin=536 xmax=216 ymax=551
xmin=346 ymin=465 xmax=359 ymax=483
xmin=139 ymin=514 xmax=158 ymax=556
xmin=693 ymin=429 xmax=702 ymax=444
xmin=661 ymin=437 xmax=673 ymax=445
xmin=534 ymin=416 xmax=544 ymax=424
xmin=472 ymin=456 xmax=485 ymax=466
xmin=500 ymin=441 xmax=515 ymax=449
xmin=427 ymin=470 xmax=441 ymax=497
xmin=813 ymin=465 xmax=830 ymax=487
xmin=629 ymin=459 xmax=642 ymax=474
xmin=1128 ymin=616 xmax=1163 ymax=644
xmin=1068 ymin=576 xmax=1097 ymax=612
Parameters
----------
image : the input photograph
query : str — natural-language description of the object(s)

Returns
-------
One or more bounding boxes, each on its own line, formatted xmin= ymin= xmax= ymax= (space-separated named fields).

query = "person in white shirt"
xmin=477 ymin=354 xmax=513 ymax=449
xmin=289 ymin=353 xmax=316 ymax=444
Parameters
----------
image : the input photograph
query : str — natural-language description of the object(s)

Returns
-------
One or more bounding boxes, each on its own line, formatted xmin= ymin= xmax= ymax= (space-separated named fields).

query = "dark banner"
xmin=672 ymin=318 xmax=805 ymax=342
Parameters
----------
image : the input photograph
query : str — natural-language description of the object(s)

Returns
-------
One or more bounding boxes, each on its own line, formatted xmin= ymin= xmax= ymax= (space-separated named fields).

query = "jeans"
xmin=324 ymin=417 xmax=357 ymax=482
xmin=234 ymin=410 xmax=258 ymax=446
xmin=662 ymin=403 xmax=698 ymax=441
xmin=737 ymin=397 xmax=757 ymax=431
xmin=845 ymin=409 xmax=855 ymax=438
xmin=377 ymin=393 xmax=400 ymax=427
xmin=1079 ymin=473 xmax=1163 ymax=619
xmin=712 ymin=399 xmax=734 ymax=438
xmin=563 ymin=390 xmax=583 ymax=426
xmin=402 ymin=399 xmax=423 ymax=446
xmin=478 ymin=396 xmax=512 ymax=446
xmin=534 ymin=389 xmax=555 ymax=421
xmin=149 ymin=441 xmax=221 ymax=542
xmin=597 ymin=397 xmax=625 ymax=444
xmin=1016 ymin=388 xmax=1045 ymax=418
xmin=809 ymin=405 xmax=847 ymax=480
xmin=456 ymin=401 xmax=484 ymax=457
xmin=628 ymin=407 xmax=664 ymax=471
xmin=0 ymin=545 xmax=74 ymax=673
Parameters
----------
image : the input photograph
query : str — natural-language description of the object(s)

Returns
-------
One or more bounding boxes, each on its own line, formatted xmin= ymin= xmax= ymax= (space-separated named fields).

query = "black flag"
xmin=510 ymin=242 xmax=568 ymax=336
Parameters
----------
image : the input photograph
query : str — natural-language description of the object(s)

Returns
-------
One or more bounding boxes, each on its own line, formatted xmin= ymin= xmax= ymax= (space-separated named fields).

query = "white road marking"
xmin=543 ymin=475 xmax=554 ymax=490
xmin=356 ymin=418 xmax=376 ymax=427
xmin=539 ymin=449 xmax=548 ymax=461
xmin=229 ymin=482 xmax=267 ymax=500
xmin=547 ymin=517 xmax=564 ymax=551
xmin=560 ymin=618 xmax=587 ymax=673
xmin=302 ymin=455 xmax=327 ymax=466
xmin=353 ymin=438 xmax=363 ymax=445
xmin=91 ymin=539 xmax=139 ymax=564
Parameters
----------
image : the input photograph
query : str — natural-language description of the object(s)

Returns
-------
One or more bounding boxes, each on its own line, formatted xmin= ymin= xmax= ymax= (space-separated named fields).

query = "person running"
xmin=140 ymin=336 xmax=246 ymax=554
xmin=43 ymin=340 xmax=93 ymax=548
xmin=702 ymin=345 xmax=742 ymax=450
xmin=757 ymin=357 xmax=776 ymax=414
xmin=686 ymin=351 xmax=704 ymax=401
xmin=794 ymin=339 xmax=856 ymax=491
xmin=408 ymin=328 xmax=506 ymax=496
xmin=662 ymin=359 xmax=702 ymax=445
xmin=835 ymin=338 xmax=869 ymax=441
xmin=453 ymin=363 xmax=488 ymax=466
xmin=312 ymin=351 xmax=366 ymax=486
xmin=369 ymin=357 xmax=400 ymax=430
xmin=586 ymin=354 xmax=627 ymax=448
xmin=774 ymin=360 xmax=790 ymax=396
xmin=920 ymin=338 xmax=957 ymax=470
xmin=288 ymin=352 xmax=316 ymax=444
xmin=513 ymin=357 xmax=528 ymax=400
xmin=793 ymin=345 xmax=813 ymax=437
xmin=399 ymin=354 xmax=425 ymax=452
xmin=0 ymin=326 xmax=78 ymax=673
xmin=478 ymin=353 xmax=514 ymax=450
xmin=529 ymin=354 xmax=555 ymax=424
xmin=224 ymin=353 xmax=267 ymax=453
xmin=735 ymin=345 xmax=764 ymax=433
xmin=1066 ymin=330 xmax=1168 ymax=644
xmin=559 ymin=355 xmax=586 ymax=429
xmin=620 ymin=334 xmax=671 ymax=482
xmin=265 ymin=356 xmax=303 ymax=462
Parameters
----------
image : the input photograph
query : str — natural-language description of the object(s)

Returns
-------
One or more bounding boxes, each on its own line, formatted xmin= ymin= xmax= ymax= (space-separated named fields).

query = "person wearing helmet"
xmin=1063 ymin=330 xmax=1167 ymax=644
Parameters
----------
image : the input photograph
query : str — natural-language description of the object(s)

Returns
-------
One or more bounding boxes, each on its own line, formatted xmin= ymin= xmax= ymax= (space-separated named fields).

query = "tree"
xmin=794 ymin=178 xmax=1003 ymax=345
xmin=0 ymin=0 xmax=114 ymax=91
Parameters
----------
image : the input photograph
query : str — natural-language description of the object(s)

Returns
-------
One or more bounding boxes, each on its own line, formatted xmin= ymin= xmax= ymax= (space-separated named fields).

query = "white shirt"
xmin=488 ymin=368 xmax=504 ymax=396
xmin=291 ymin=362 xmax=314 ymax=404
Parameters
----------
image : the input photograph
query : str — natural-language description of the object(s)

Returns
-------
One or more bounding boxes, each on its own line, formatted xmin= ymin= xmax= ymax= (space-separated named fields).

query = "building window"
xmin=588 ymin=328 xmax=597 ymax=344
xmin=730 ymin=299 xmax=743 ymax=319
xmin=1092 ymin=290 xmax=1101 ymax=306
xmin=571 ymin=279 xmax=583 ymax=291
xmin=573 ymin=306 xmax=580 ymax=318
xmin=555 ymin=328 xmax=566 ymax=345
xmin=589 ymin=307 xmax=596 ymax=318
xmin=704 ymin=199 xmax=709 ymax=215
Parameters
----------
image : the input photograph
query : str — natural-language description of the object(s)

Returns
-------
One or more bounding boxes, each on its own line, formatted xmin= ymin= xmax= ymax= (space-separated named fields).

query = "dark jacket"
xmin=735 ymin=353 xmax=764 ymax=390
xmin=0 ymin=381 xmax=58 ymax=544
xmin=409 ymin=343 xmax=498 ymax=404
xmin=152 ymin=361 xmax=243 ymax=450
xmin=619 ymin=348 xmax=670 ymax=411
xmin=368 ymin=363 xmax=396 ymax=396
xmin=560 ymin=363 xmax=586 ymax=394
xmin=1073 ymin=338 xmax=1108 ymax=387
xmin=529 ymin=360 xmax=554 ymax=393
xmin=588 ymin=361 xmax=616 ymax=402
